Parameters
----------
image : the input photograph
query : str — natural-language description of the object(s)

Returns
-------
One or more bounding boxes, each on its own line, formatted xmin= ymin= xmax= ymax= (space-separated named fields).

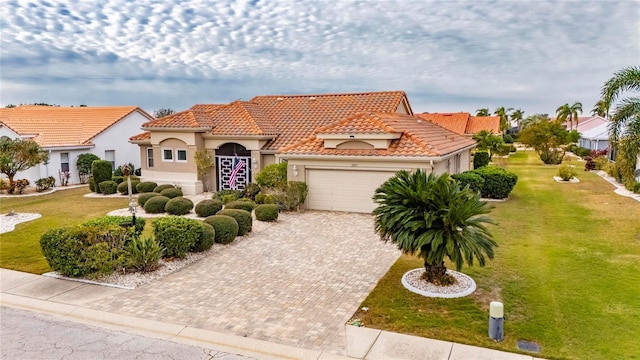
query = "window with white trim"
xmin=147 ymin=148 xmax=154 ymax=168
xmin=176 ymin=149 xmax=187 ymax=162
xmin=60 ymin=152 xmax=70 ymax=172
xmin=162 ymin=148 xmax=173 ymax=162
xmin=105 ymin=150 xmax=115 ymax=171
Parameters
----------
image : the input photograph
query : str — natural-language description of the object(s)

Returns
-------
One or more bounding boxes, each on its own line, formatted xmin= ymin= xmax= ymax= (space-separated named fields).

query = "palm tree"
xmin=476 ymin=108 xmax=490 ymax=116
xmin=520 ymin=113 xmax=550 ymax=129
xmin=555 ymin=102 xmax=583 ymax=130
xmin=591 ymin=100 xmax=609 ymax=119
xmin=510 ymin=109 xmax=525 ymax=129
xmin=373 ymin=170 xmax=497 ymax=285
xmin=494 ymin=107 xmax=513 ymax=134
xmin=601 ymin=66 xmax=640 ymax=144
xmin=601 ymin=66 xmax=640 ymax=185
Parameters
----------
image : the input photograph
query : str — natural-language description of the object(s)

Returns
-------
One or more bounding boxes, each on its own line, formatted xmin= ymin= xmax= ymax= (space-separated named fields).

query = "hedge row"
xmin=452 ymin=166 xmax=518 ymax=199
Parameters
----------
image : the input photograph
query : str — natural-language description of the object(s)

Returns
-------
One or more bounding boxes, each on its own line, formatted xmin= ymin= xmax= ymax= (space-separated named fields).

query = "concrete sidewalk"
xmin=0 ymin=268 xmax=541 ymax=359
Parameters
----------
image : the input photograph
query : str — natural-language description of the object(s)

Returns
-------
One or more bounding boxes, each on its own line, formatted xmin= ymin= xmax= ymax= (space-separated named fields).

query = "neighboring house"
xmin=0 ymin=106 xmax=154 ymax=185
xmin=558 ymin=115 xmax=607 ymax=132
xmin=131 ymin=91 xmax=476 ymax=213
xmin=415 ymin=112 xmax=501 ymax=136
xmin=578 ymin=122 xmax=610 ymax=151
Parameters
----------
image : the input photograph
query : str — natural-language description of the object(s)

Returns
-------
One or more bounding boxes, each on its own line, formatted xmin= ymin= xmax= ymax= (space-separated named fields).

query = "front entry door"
xmin=216 ymin=156 xmax=251 ymax=190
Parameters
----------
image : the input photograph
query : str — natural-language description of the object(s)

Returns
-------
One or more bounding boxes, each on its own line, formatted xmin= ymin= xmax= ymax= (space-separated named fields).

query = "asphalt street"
xmin=0 ymin=306 xmax=253 ymax=360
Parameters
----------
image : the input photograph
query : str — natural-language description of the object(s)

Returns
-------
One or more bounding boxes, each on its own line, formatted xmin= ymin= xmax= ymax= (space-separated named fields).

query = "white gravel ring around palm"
xmin=402 ymin=268 xmax=476 ymax=298
xmin=0 ymin=213 xmax=42 ymax=234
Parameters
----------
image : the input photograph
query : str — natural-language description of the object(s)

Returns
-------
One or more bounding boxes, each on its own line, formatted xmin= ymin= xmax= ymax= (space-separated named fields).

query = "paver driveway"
xmin=88 ymin=211 xmax=400 ymax=353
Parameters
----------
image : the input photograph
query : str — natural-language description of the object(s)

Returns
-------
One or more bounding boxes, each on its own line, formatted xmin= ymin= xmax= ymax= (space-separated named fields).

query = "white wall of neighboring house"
xmin=1 ymin=110 xmax=150 ymax=187
xmin=91 ymin=111 xmax=149 ymax=172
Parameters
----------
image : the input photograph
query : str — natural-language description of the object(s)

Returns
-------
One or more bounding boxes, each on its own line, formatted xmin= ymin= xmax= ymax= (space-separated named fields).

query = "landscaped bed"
xmin=356 ymin=151 xmax=640 ymax=360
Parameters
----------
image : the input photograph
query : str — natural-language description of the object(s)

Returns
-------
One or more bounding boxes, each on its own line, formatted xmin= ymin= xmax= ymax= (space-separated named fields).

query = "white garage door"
xmin=306 ymin=169 xmax=397 ymax=213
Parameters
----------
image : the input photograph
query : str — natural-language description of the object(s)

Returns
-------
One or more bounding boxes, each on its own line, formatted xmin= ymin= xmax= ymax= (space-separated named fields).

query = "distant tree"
xmin=475 ymin=108 xmax=490 ymax=116
xmin=494 ymin=107 xmax=513 ymax=134
xmin=195 ymin=150 xmax=215 ymax=192
xmin=591 ymin=100 xmax=609 ymax=119
xmin=518 ymin=120 xmax=574 ymax=164
xmin=373 ymin=171 xmax=497 ymax=285
xmin=154 ymin=108 xmax=175 ymax=118
xmin=76 ymin=153 xmax=100 ymax=184
xmin=521 ymin=113 xmax=550 ymax=129
xmin=472 ymin=130 xmax=504 ymax=157
xmin=5 ymin=104 xmax=17 ymax=108
xmin=79 ymin=104 xmax=87 ymax=107
xmin=510 ymin=109 xmax=525 ymax=129
xmin=0 ymin=138 xmax=49 ymax=192
xmin=555 ymin=102 xmax=583 ymax=130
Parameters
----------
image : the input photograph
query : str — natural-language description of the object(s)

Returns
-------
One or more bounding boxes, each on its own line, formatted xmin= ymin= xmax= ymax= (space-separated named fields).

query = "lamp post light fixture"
xmin=292 ymin=165 xmax=298 ymax=177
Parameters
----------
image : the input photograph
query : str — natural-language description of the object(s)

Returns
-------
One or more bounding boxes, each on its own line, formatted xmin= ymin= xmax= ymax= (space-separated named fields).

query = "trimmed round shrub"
xmin=99 ymin=180 xmax=118 ymax=195
xmin=203 ymin=215 xmax=238 ymax=244
xmin=255 ymin=193 xmax=276 ymax=204
xmin=217 ymin=208 xmax=252 ymax=236
xmin=91 ymin=160 xmax=113 ymax=192
xmin=473 ymin=151 xmax=490 ymax=169
xmin=117 ymin=180 xmax=140 ymax=195
xmin=138 ymin=192 xmax=162 ymax=207
xmin=221 ymin=194 xmax=236 ymax=204
xmin=153 ymin=184 xmax=175 ymax=193
xmin=143 ymin=196 xmax=170 ymax=214
xmin=192 ymin=222 xmax=215 ymax=252
xmin=225 ymin=200 xmax=256 ymax=212
xmin=557 ymin=164 xmax=577 ymax=181
xmin=152 ymin=216 xmax=200 ymax=258
xmin=160 ymin=187 xmax=183 ymax=199
xmin=111 ymin=176 xmax=124 ymax=184
xmin=136 ymin=181 xmax=158 ymax=193
xmin=472 ymin=166 xmax=518 ymax=199
xmin=165 ymin=197 xmax=194 ymax=215
xmin=255 ymin=204 xmax=278 ymax=222
xmin=195 ymin=199 xmax=223 ymax=217
xmin=503 ymin=134 xmax=514 ymax=144
xmin=451 ymin=172 xmax=485 ymax=193
xmin=88 ymin=176 xmax=96 ymax=192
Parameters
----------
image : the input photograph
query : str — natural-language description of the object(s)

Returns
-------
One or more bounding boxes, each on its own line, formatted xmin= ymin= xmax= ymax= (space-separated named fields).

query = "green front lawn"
xmin=0 ymin=187 xmax=129 ymax=273
xmin=359 ymin=151 xmax=640 ymax=360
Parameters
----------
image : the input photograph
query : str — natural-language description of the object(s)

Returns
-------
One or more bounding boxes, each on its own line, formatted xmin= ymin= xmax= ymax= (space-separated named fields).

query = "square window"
xmin=162 ymin=148 xmax=173 ymax=162
xmin=176 ymin=149 xmax=187 ymax=162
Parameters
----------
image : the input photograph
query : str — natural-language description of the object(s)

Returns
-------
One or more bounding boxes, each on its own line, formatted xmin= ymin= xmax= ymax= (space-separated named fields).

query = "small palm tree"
xmin=510 ymin=109 xmax=525 ymax=129
xmin=591 ymin=100 xmax=609 ymax=119
xmin=556 ymin=102 xmax=583 ymax=130
xmin=373 ymin=171 xmax=497 ymax=285
xmin=476 ymin=108 xmax=490 ymax=116
xmin=494 ymin=107 xmax=513 ymax=134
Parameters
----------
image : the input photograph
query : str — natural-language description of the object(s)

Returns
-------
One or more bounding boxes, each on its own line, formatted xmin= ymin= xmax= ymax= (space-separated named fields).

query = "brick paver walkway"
xmin=88 ymin=211 xmax=400 ymax=354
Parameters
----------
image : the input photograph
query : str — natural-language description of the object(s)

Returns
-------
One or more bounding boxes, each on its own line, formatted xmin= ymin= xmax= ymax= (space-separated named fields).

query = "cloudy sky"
xmin=1 ymin=0 xmax=638 ymax=117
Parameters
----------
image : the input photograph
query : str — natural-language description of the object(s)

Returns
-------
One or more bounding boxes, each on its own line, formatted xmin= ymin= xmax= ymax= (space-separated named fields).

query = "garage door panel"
xmin=307 ymin=169 xmax=396 ymax=213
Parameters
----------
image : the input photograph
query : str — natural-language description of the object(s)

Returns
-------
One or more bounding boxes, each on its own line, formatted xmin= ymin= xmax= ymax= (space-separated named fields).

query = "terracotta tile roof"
xmin=467 ymin=116 xmax=501 ymax=134
xmin=138 ymin=91 xmax=410 ymax=150
xmin=209 ymin=101 xmax=278 ymax=136
xmin=279 ymin=112 xmax=475 ymax=157
xmin=314 ymin=112 xmax=401 ymax=135
xmin=416 ymin=112 xmax=500 ymax=135
xmin=0 ymin=106 xmax=153 ymax=148
xmin=415 ymin=112 xmax=470 ymax=135
xmin=129 ymin=131 xmax=151 ymax=142
xmin=250 ymin=91 xmax=410 ymax=150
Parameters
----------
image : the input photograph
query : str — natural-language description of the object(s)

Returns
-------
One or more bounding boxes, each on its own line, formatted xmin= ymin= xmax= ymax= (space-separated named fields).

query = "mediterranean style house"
xmin=415 ymin=112 xmax=501 ymax=136
xmin=130 ymin=91 xmax=477 ymax=213
xmin=0 ymin=105 xmax=154 ymax=185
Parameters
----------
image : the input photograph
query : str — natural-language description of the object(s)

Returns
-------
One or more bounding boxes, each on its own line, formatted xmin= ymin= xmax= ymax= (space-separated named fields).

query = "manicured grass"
xmin=359 ymin=151 xmax=640 ymax=360
xmin=0 ymin=187 xmax=130 ymax=273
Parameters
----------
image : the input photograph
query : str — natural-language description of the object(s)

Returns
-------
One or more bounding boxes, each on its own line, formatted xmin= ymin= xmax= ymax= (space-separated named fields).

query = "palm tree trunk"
xmin=423 ymin=260 xmax=450 ymax=285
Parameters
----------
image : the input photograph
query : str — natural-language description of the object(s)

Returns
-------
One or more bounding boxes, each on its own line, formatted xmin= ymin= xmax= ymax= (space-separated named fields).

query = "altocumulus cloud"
xmin=0 ymin=0 xmax=637 ymax=114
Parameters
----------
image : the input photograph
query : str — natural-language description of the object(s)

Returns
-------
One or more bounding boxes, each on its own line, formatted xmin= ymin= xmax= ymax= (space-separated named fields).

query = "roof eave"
xmin=202 ymin=134 xmax=277 ymax=140
xmin=142 ymin=127 xmax=211 ymax=132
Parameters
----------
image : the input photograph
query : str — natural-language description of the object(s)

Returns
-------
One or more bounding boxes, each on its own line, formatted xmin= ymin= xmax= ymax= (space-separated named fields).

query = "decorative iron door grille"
xmin=216 ymin=156 xmax=251 ymax=191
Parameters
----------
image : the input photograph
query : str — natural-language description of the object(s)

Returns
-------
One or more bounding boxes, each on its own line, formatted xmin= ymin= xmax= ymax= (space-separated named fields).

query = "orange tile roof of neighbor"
xmin=415 ymin=112 xmax=500 ymax=135
xmin=1 ymin=106 xmax=153 ymax=148
xmin=279 ymin=112 xmax=476 ymax=157
xmin=138 ymin=91 xmax=411 ymax=150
